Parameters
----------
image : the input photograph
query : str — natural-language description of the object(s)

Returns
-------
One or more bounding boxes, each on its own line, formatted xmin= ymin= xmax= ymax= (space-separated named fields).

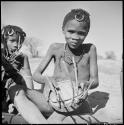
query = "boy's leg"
xmin=26 ymin=76 xmax=68 ymax=123
xmin=26 ymin=89 xmax=66 ymax=123
xmin=8 ymin=85 xmax=48 ymax=124
xmin=26 ymin=89 xmax=54 ymax=117
xmin=47 ymin=111 xmax=66 ymax=123
xmin=26 ymin=83 xmax=66 ymax=123
xmin=26 ymin=77 xmax=55 ymax=117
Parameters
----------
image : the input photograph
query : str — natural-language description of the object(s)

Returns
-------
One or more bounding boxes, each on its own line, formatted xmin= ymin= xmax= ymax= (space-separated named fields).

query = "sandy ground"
xmin=29 ymin=58 xmax=123 ymax=124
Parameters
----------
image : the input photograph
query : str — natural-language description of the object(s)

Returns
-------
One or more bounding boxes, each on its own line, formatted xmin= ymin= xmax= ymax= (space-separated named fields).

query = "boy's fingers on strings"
xmin=80 ymin=81 xmax=90 ymax=91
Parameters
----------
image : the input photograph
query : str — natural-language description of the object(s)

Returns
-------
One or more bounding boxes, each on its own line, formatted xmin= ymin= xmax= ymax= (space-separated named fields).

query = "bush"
xmin=24 ymin=37 xmax=41 ymax=58
xmin=97 ymin=54 xmax=104 ymax=60
xmin=105 ymin=51 xmax=116 ymax=60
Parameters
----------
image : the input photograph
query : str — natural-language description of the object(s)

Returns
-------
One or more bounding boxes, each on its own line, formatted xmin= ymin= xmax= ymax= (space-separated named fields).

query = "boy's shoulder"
xmin=82 ymin=43 xmax=96 ymax=53
xmin=49 ymin=43 xmax=65 ymax=51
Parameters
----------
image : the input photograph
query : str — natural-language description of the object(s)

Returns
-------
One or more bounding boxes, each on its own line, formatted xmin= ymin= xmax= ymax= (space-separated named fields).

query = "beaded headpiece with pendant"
xmin=62 ymin=8 xmax=90 ymax=31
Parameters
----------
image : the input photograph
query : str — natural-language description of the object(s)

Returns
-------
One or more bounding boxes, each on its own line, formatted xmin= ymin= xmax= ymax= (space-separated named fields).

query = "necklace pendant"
xmin=64 ymin=56 xmax=73 ymax=65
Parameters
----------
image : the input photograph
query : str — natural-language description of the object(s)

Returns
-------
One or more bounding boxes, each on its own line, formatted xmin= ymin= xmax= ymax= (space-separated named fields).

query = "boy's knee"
xmin=14 ymin=90 xmax=25 ymax=101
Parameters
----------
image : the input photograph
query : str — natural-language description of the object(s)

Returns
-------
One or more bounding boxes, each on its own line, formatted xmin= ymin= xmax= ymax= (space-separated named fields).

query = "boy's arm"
xmin=33 ymin=44 xmax=55 ymax=84
xmin=89 ymin=44 xmax=99 ymax=89
xmin=19 ymin=54 xmax=34 ymax=89
xmin=81 ymin=44 xmax=99 ymax=90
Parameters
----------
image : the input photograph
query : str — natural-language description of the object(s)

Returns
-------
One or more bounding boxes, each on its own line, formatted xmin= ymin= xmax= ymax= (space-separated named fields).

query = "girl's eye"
xmin=10 ymin=39 xmax=17 ymax=42
xmin=10 ymin=40 xmax=15 ymax=42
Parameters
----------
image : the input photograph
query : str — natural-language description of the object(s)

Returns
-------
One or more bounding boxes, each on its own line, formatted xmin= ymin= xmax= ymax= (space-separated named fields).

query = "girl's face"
xmin=63 ymin=19 xmax=89 ymax=49
xmin=6 ymin=34 xmax=19 ymax=54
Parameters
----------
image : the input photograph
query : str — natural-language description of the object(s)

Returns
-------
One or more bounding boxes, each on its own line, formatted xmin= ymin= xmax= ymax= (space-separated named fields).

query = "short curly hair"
xmin=1 ymin=25 xmax=26 ymax=50
xmin=62 ymin=8 xmax=90 ymax=31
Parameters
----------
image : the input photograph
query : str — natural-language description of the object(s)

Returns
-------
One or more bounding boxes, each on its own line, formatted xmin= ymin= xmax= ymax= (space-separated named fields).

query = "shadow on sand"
xmin=88 ymin=91 xmax=109 ymax=114
xmin=64 ymin=91 xmax=110 ymax=124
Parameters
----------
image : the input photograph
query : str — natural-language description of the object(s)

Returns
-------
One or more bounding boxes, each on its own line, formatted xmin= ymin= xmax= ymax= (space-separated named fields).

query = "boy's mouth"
xmin=69 ymin=44 xmax=78 ymax=49
xmin=70 ymin=41 xmax=79 ymax=47
xmin=71 ymin=42 xmax=77 ymax=46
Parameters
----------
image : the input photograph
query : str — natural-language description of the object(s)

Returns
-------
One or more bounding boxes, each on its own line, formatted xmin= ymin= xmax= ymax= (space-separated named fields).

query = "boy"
xmin=33 ymin=8 xmax=99 ymax=123
xmin=1 ymin=25 xmax=49 ymax=124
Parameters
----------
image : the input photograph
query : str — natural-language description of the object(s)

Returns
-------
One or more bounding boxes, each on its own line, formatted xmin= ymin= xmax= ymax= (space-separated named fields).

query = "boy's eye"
xmin=77 ymin=31 xmax=87 ymax=36
xmin=68 ymin=30 xmax=75 ymax=34
xmin=67 ymin=30 xmax=87 ymax=36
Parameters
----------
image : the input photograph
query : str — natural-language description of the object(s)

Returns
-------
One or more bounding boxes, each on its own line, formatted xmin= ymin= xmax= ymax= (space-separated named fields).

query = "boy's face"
xmin=63 ymin=19 xmax=89 ymax=49
xmin=6 ymin=34 xmax=19 ymax=54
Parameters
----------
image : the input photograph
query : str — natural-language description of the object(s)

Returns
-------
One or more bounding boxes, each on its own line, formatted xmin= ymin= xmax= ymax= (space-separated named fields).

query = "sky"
xmin=1 ymin=1 xmax=123 ymax=60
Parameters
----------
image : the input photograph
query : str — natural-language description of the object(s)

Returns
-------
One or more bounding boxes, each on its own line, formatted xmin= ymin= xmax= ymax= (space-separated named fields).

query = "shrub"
xmin=105 ymin=51 xmax=116 ymax=60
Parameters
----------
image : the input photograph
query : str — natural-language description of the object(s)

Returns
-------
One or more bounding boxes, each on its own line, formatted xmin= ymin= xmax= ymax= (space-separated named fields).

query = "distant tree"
xmin=105 ymin=51 xmax=116 ymax=60
xmin=24 ymin=37 xmax=41 ymax=58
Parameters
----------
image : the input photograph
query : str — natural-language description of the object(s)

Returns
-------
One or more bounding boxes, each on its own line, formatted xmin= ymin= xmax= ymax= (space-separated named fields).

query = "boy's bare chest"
xmin=53 ymin=43 xmax=92 ymax=81
xmin=54 ymin=52 xmax=90 ymax=74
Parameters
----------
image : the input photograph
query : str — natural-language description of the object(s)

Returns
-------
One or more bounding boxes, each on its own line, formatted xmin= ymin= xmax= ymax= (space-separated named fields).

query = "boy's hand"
xmin=80 ymin=81 xmax=91 ymax=91
xmin=78 ymin=81 xmax=91 ymax=100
